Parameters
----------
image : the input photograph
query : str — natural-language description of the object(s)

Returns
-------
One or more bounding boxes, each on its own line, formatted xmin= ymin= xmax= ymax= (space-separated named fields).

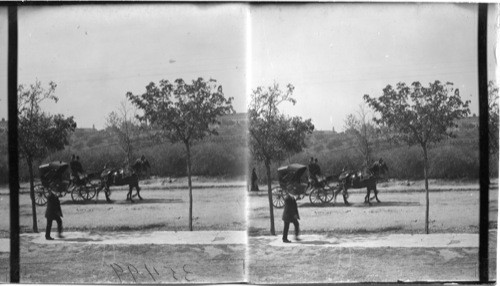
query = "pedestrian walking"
xmin=250 ymin=168 xmax=259 ymax=192
xmin=282 ymin=194 xmax=300 ymax=243
xmin=45 ymin=190 xmax=64 ymax=240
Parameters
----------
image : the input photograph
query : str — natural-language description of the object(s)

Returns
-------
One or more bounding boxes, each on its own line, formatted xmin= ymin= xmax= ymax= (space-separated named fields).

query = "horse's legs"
xmin=342 ymin=186 xmax=349 ymax=205
xmin=95 ymin=186 xmax=100 ymax=204
xmin=128 ymin=186 xmax=134 ymax=203
xmin=373 ymin=185 xmax=381 ymax=203
xmin=333 ymin=187 xmax=341 ymax=203
xmin=365 ymin=187 xmax=371 ymax=205
xmin=136 ymin=183 xmax=143 ymax=200
xmin=104 ymin=186 xmax=111 ymax=202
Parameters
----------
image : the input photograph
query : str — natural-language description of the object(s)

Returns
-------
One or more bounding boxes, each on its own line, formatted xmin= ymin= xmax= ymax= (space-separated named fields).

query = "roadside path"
xmin=20 ymin=230 xmax=246 ymax=246
xmin=0 ymin=231 xmax=483 ymax=252
xmin=256 ymin=232 xmax=479 ymax=248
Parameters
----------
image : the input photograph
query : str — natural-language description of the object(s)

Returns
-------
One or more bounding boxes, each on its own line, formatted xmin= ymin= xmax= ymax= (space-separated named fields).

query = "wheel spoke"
xmin=309 ymin=188 xmax=323 ymax=205
xmin=34 ymin=185 xmax=48 ymax=206
xmin=272 ymin=187 xmax=285 ymax=208
xmin=71 ymin=186 xmax=85 ymax=203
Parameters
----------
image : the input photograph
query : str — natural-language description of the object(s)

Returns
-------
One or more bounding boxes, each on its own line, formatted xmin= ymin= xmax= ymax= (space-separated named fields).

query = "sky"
xmin=0 ymin=3 xmax=498 ymax=130
xmin=1 ymin=4 xmax=248 ymax=129
xmin=250 ymin=3 xmax=498 ymax=131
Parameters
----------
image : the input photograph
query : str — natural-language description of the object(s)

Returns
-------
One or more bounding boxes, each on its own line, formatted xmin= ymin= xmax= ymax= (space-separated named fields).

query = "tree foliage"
xmin=105 ymin=100 xmax=141 ymax=166
xmin=364 ymin=80 xmax=470 ymax=234
xmin=127 ymin=77 xmax=234 ymax=231
xmin=248 ymin=83 xmax=314 ymax=235
xmin=364 ymin=81 xmax=470 ymax=147
xmin=343 ymin=104 xmax=379 ymax=165
xmin=18 ymin=80 xmax=76 ymax=232
xmin=249 ymin=83 xmax=314 ymax=163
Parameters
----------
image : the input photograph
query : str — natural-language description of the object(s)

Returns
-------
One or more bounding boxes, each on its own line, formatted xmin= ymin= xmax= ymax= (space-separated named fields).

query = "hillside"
xmin=249 ymin=116 xmax=494 ymax=181
xmin=1 ymin=114 xmax=496 ymax=184
xmin=17 ymin=113 xmax=248 ymax=182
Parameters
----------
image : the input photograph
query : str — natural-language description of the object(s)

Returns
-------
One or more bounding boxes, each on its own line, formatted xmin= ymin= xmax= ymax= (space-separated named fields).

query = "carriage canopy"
xmin=277 ymin=164 xmax=308 ymax=185
xmin=39 ymin=161 xmax=69 ymax=185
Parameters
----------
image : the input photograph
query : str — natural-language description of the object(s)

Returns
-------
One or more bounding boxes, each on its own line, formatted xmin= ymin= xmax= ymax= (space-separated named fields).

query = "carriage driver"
xmin=308 ymin=157 xmax=321 ymax=187
xmin=70 ymin=155 xmax=85 ymax=184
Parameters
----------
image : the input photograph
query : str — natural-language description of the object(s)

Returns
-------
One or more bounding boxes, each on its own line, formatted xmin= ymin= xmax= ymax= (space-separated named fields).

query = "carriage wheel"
xmin=34 ymin=184 xmax=48 ymax=206
xmin=309 ymin=188 xmax=323 ymax=205
xmin=319 ymin=187 xmax=335 ymax=203
xmin=271 ymin=186 xmax=285 ymax=208
xmin=83 ymin=182 xmax=99 ymax=200
xmin=81 ymin=184 xmax=97 ymax=201
xmin=71 ymin=186 xmax=85 ymax=204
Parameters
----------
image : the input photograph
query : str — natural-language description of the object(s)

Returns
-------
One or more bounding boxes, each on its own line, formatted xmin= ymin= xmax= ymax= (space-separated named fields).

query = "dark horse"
xmin=96 ymin=167 xmax=142 ymax=203
xmin=334 ymin=159 xmax=389 ymax=205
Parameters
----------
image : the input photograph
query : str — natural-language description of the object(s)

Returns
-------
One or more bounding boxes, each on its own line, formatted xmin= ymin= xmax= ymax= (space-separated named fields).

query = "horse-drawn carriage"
xmin=34 ymin=161 xmax=100 ymax=206
xmin=271 ymin=164 xmax=336 ymax=208
xmin=271 ymin=160 xmax=389 ymax=208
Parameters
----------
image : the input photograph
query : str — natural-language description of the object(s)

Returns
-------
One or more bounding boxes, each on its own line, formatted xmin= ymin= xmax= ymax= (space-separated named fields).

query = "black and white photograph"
xmin=0 ymin=2 xmax=498 ymax=284
xmin=247 ymin=3 xmax=497 ymax=283
xmin=1 ymin=4 xmax=248 ymax=283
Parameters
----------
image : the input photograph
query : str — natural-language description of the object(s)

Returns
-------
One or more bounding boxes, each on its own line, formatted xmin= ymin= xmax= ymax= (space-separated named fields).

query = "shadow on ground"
xmin=299 ymin=201 xmax=420 ymax=208
xmin=61 ymin=198 xmax=183 ymax=205
xmin=60 ymin=237 xmax=103 ymax=242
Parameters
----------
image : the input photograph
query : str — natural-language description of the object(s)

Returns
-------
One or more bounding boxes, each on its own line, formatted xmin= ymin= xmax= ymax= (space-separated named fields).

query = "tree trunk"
xmin=423 ymin=146 xmax=430 ymax=234
xmin=185 ymin=142 xmax=193 ymax=231
xmin=27 ymin=158 xmax=38 ymax=233
xmin=265 ymin=159 xmax=275 ymax=235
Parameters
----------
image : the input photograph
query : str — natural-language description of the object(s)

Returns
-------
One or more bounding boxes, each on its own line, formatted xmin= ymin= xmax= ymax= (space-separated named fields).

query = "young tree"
xmin=105 ymin=100 xmax=140 ymax=167
xmin=488 ymin=81 xmax=499 ymax=155
xmin=127 ymin=77 xmax=233 ymax=231
xmin=18 ymin=80 xmax=76 ymax=232
xmin=364 ymin=80 xmax=470 ymax=234
xmin=343 ymin=104 xmax=379 ymax=166
xmin=249 ymin=83 xmax=314 ymax=235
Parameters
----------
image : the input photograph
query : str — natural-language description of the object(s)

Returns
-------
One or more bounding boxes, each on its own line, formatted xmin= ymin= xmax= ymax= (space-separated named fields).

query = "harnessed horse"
xmin=334 ymin=160 xmax=388 ymax=205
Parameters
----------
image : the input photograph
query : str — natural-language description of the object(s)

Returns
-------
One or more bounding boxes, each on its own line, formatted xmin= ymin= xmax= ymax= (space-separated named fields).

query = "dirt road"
xmin=0 ymin=230 xmax=494 ymax=283
xmin=0 ymin=231 xmax=246 ymax=283
xmin=248 ymin=231 xmax=497 ymax=283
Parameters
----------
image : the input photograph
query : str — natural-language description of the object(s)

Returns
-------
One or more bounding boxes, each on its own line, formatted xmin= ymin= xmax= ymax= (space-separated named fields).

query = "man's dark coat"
xmin=282 ymin=195 xmax=299 ymax=222
xmin=45 ymin=193 xmax=63 ymax=220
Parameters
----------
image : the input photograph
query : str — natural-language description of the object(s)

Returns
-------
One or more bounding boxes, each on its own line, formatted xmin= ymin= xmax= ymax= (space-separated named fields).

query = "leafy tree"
xmin=248 ymin=83 xmax=314 ymax=235
xmin=343 ymin=104 xmax=379 ymax=166
xmin=105 ymin=100 xmax=141 ymax=167
xmin=364 ymin=80 xmax=470 ymax=234
xmin=127 ymin=77 xmax=233 ymax=231
xmin=488 ymin=81 xmax=499 ymax=155
xmin=18 ymin=80 xmax=76 ymax=232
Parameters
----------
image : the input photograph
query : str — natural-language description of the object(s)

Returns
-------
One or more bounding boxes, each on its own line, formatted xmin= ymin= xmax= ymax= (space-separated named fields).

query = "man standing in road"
xmin=45 ymin=190 xmax=64 ymax=240
xmin=282 ymin=194 xmax=300 ymax=243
